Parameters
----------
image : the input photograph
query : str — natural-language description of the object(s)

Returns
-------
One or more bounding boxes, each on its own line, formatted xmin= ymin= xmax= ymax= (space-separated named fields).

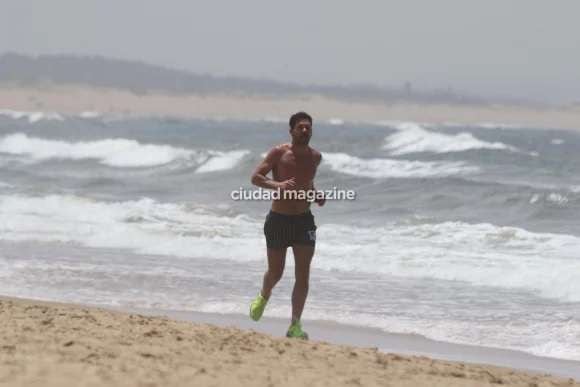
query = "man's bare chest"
xmin=277 ymin=151 xmax=316 ymax=179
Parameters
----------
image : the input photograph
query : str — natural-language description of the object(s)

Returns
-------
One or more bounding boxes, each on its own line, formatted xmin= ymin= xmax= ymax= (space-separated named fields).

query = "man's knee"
xmin=294 ymin=276 xmax=309 ymax=288
xmin=294 ymin=265 xmax=311 ymax=284
xmin=267 ymin=269 xmax=284 ymax=283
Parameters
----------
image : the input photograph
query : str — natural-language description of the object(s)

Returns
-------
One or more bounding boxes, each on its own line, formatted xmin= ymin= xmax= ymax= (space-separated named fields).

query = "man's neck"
xmin=290 ymin=143 xmax=309 ymax=152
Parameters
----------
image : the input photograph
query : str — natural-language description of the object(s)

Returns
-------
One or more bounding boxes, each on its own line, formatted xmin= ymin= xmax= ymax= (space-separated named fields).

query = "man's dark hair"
xmin=289 ymin=112 xmax=313 ymax=129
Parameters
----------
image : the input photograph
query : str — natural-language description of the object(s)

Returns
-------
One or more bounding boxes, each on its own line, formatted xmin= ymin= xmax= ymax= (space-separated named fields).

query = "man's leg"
xmin=290 ymin=245 xmax=314 ymax=323
xmin=251 ymin=247 xmax=287 ymax=321
xmin=261 ymin=247 xmax=287 ymax=299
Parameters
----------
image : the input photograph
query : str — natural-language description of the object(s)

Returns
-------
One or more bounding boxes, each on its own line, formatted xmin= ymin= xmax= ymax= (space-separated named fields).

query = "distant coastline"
xmin=1 ymin=53 xmax=579 ymax=130
xmin=0 ymin=52 xmax=492 ymax=106
xmin=1 ymin=84 xmax=580 ymax=130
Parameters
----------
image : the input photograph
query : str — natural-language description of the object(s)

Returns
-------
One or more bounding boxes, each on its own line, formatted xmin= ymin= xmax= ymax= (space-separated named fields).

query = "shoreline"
xmin=1 ymin=84 xmax=580 ymax=131
xmin=97 ymin=306 xmax=580 ymax=381
xmin=1 ymin=295 xmax=578 ymax=386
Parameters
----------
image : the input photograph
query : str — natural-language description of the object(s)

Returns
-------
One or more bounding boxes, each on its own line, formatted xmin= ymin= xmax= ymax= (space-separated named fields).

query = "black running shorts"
xmin=263 ymin=210 xmax=317 ymax=249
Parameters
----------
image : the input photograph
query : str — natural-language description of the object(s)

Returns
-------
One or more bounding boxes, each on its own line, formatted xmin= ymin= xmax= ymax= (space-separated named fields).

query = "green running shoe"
xmin=286 ymin=321 xmax=309 ymax=340
xmin=249 ymin=293 xmax=268 ymax=321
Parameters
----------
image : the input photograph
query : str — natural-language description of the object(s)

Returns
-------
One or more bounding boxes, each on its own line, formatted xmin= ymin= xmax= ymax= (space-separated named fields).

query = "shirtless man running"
xmin=249 ymin=111 xmax=325 ymax=339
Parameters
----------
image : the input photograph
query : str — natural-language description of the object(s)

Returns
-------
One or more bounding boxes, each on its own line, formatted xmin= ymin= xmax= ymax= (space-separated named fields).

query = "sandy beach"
xmin=0 ymin=296 xmax=578 ymax=387
xmin=1 ymin=84 xmax=580 ymax=130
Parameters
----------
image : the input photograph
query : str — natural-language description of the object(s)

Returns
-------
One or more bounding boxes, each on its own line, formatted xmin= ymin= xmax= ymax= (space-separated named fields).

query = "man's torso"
xmin=271 ymin=144 xmax=320 ymax=215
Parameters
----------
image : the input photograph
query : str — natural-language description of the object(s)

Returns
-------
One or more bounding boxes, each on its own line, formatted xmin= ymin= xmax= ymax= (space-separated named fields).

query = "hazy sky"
xmin=1 ymin=0 xmax=579 ymax=103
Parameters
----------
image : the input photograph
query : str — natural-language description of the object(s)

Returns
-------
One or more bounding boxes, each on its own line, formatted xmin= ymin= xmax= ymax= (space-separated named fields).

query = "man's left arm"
xmin=312 ymin=152 xmax=325 ymax=206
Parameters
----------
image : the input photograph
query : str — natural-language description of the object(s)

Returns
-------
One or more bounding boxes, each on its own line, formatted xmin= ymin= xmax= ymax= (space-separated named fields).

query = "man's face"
xmin=290 ymin=119 xmax=312 ymax=145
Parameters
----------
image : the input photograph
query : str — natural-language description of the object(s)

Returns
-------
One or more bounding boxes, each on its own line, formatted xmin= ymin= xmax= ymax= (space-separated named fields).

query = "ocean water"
xmin=1 ymin=110 xmax=579 ymax=361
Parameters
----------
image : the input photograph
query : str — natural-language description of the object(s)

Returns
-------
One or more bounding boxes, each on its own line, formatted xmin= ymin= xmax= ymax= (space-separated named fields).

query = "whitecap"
xmin=195 ymin=150 xmax=250 ymax=173
xmin=0 ymin=133 xmax=249 ymax=171
xmin=323 ymin=152 xmax=479 ymax=178
xmin=78 ymin=111 xmax=101 ymax=119
xmin=0 ymin=109 xmax=64 ymax=123
xmin=327 ymin=118 xmax=344 ymax=125
xmin=383 ymin=122 xmax=519 ymax=155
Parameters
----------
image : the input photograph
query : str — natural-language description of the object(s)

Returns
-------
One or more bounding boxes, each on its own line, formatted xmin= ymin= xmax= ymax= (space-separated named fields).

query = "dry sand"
xmin=1 ymin=84 xmax=580 ymax=130
xmin=0 ymin=297 xmax=578 ymax=387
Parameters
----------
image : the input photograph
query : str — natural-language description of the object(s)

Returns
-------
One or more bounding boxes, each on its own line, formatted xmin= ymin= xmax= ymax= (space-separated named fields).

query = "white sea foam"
xmin=327 ymin=118 xmax=344 ymax=125
xmin=317 ymin=221 xmax=580 ymax=302
xmin=195 ymin=150 xmax=250 ymax=173
xmin=371 ymin=120 xmax=409 ymax=127
xmin=261 ymin=116 xmax=286 ymax=123
xmin=323 ymin=152 xmax=479 ymax=178
xmin=383 ymin=122 xmax=519 ymax=155
xmin=0 ymin=109 xmax=64 ymax=123
xmin=431 ymin=122 xmax=527 ymax=130
xmin=372 ymin=120 xmax=536 ymax=131
xmin=0 ymin=133 xmax=249 ymax=170
xmin=529 ymin=192 xmax=570 ymax=206
xmin=78 ymin=111 xmax=101 ymax=119
xmin=465 ymin=122 xmax=523 ymax=130
xmin=0 ymin=194 xmax=262 ymax=262
xmin=1 ymin=194 xmax=578 ymax=303
xmin=301 ymin=310 xmax=580 ymax=362
xmin=547 ymin=193 xmax=569 ymax=205
xmin=551 ymin=138 xmax=565 ymax=145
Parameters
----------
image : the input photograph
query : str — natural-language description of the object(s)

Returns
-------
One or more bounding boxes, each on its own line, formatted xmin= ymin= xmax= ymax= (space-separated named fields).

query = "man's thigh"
xmin=292 ymin=245 xmax=314 ymax=281
xmin=267 ymin=247 xmax=287 ymax=275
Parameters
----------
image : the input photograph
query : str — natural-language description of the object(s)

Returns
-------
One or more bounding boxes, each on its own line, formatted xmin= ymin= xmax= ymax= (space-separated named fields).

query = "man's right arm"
xmin=251 ymin=147 xmax=294 ymax=190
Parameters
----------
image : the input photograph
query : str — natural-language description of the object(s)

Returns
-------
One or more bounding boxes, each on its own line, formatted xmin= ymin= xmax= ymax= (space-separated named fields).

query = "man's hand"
xmin=275 ymin=177 xmax=296 ymax=191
